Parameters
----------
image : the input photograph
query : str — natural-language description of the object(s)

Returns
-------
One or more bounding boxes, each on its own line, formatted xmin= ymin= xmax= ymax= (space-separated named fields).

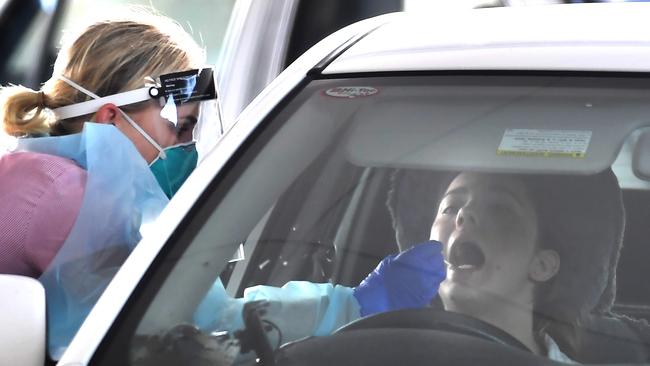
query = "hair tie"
xmin=37 ymin=91 xmax=46 ymax=108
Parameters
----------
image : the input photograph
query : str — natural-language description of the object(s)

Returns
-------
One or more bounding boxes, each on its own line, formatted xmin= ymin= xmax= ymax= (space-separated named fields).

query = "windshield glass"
xmin=97 ymin=75 xmax=650 ymax=365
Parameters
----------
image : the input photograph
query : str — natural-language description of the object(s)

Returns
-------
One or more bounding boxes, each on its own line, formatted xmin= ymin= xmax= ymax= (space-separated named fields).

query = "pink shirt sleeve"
xmin=0 ymin=152 xmax=86 ymax=277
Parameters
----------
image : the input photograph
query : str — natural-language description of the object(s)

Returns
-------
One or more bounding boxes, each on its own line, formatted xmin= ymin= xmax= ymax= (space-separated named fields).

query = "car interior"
xmin=230 ymin=74 xmax=650 ymax=318
xmin=223 ymin=75 xmax=650 ymax=364
xmin=94 ymin=74 xmax=650 ymax=365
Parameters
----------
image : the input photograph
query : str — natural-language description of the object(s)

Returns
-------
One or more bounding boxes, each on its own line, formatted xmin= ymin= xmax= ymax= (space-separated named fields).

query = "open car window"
xmin=93 ymin=75 xmax=650 ymax=365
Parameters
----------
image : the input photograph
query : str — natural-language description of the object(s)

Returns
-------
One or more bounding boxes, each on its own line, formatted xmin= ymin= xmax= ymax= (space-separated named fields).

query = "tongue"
xmin=450 ymin=241 xmax=485 ymax=269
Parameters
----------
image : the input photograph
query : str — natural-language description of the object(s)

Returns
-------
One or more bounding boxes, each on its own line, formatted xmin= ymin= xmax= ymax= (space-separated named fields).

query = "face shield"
xmin=154 ymin=68 xmax=219 ymax=143
xmin=52 ymin=68 xmax=221 ymax=197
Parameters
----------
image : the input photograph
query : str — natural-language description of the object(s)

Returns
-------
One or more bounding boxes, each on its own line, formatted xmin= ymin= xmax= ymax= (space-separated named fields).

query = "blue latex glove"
xmin=353 ymin=240 xmax=446 ymax=317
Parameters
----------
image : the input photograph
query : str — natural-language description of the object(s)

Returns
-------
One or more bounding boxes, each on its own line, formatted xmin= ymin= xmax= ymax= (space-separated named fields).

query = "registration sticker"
xmin=324 ymin=86 xmax=379 ymax=99
xmin=497 ymin=129 xmax=592 ymax=158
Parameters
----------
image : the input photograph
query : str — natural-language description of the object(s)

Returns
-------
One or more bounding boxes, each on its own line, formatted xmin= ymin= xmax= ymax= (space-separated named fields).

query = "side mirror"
xmin=0 ymin=275 xmax=46 ymax=366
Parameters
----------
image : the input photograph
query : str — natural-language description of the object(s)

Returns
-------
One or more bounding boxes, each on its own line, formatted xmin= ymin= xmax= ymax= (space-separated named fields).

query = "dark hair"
xmin=519 ymin=171 xmax=626 ymax=360
xmin=521 ymin=171 xmax=625 ymax=319
xmin=386 ymin=169 xmax=455 ymax=250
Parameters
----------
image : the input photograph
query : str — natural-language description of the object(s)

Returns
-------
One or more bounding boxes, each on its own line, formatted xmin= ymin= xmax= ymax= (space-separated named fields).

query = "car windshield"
xmin=95 ymin=75 xmax=650 ymax=365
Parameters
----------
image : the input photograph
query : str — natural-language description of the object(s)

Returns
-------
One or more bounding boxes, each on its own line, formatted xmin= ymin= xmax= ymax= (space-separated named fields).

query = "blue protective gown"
xmin=195 ymin=279 xmax=361 ymax=344
xmin=12 ymin=123 xmax=168 ymax=359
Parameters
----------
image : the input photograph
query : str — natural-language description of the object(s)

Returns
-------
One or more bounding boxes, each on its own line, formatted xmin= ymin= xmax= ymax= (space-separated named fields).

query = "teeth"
xmin=444 ymin=261 xmax=477 ymax=271
xmin=458 ymin=264 xmax=476 ymax=270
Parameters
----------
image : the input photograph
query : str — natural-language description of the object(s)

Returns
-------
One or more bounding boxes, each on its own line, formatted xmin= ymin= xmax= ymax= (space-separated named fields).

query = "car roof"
xmin=324 ymin=3 xmax=650 ymax=74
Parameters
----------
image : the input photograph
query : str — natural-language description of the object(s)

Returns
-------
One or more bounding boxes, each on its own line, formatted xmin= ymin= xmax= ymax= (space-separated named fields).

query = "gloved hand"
xmin=353 ymin=241 xmax=446 ymax=317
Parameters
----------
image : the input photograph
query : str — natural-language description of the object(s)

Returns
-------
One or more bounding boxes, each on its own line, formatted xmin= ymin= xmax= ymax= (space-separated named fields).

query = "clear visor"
xmin=155 ymin=67 xmax=218 ymax=139
xmin=53 ymin=68 xmax=221 ymax=158
xmin=193 ymin=98 xmax=223 ymax=162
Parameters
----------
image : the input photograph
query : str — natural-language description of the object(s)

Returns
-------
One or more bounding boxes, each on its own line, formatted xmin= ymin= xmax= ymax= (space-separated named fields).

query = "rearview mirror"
xmin=0 ymin=275 xmax=46 ymax=366
xmin=633 ymin=128 xmax=650 ymax=181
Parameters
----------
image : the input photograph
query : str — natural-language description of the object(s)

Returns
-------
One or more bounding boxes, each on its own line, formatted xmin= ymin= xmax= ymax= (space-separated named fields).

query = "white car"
xmin=7 ymin=2 xmax=650 ymax=365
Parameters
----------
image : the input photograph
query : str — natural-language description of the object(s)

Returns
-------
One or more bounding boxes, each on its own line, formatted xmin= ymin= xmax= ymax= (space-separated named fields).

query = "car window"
xmin=92 ymin=75 xmax=650 ymax=365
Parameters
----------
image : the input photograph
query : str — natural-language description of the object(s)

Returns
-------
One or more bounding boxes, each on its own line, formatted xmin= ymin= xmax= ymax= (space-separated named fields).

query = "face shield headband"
xmin=52 ymin=68 xmax=218 ymax=159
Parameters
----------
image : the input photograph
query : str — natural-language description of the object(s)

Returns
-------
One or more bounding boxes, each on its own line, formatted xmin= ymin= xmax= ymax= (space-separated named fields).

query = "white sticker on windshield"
xmin=497 ymin=129 xmax=592 ymax=158
xmin=324 ymin=86 xmax=378 ymax=99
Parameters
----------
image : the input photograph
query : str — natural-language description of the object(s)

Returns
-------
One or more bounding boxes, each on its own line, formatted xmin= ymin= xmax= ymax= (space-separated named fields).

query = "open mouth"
xmin=447 ymin=241 xmax=486 ymax=271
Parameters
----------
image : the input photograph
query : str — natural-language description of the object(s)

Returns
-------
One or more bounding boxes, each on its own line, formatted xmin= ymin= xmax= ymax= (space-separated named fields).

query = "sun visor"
xmin=344 ymin=96 xmax=649 ymax=175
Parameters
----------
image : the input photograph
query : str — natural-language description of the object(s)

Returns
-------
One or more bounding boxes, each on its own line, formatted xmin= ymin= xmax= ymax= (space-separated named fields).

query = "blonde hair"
xmin=1 ymin=10 xmax=205 ymax=136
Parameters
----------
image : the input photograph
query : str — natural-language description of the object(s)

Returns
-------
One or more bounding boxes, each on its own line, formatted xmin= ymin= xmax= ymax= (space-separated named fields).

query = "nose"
xmin=456 ymin=205 xmax=478 ymax=228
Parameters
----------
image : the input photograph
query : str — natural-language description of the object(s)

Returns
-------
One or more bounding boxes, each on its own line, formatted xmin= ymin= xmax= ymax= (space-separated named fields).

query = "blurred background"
xmin=0 ymin=0 xmax=632 ymax=123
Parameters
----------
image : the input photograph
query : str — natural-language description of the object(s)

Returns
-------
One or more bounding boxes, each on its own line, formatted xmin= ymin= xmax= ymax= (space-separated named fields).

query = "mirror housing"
xmin=0 ymin=275 xmax=46 ymax=366
xmin=633 ymin=128 xmax=650 ymax=181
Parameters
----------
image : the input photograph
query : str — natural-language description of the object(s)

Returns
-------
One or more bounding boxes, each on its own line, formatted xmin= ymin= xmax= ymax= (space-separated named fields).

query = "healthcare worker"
xmin=0 ymin=11 xmax=218 ymax=359
xmin=0 ymin=11 xmax=445 ymax=361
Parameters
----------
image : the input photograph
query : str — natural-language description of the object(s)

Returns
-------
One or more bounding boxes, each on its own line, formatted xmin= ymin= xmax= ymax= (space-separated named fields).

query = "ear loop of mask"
xmin=118 ymin=110 xmax=167 ymax=160
xmin=58 ymin=75 xmax=167 ymax=159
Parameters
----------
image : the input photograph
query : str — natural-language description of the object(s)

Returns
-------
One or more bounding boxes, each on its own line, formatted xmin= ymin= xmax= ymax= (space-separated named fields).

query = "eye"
xmin=441 ymin=205 xmax=459 ymax=215
xmin=176 ymin=116 xmax=198 ymax=137
xmin=176 ymin=123 xmax=191 ymax=135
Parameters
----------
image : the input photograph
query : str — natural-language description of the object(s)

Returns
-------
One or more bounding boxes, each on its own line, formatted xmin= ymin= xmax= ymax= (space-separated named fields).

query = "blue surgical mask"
xmin=113 ymin=108 xmax=197 ymax=198
xmin=149 ymin=142 xmax=198 ymax=198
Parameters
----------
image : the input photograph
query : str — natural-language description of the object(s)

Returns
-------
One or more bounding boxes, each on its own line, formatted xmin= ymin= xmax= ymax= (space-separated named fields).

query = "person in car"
xmin=388 ymin=168 xmax=646 ymax=363
xmin=429 ymin=171 xmax=570 ymax=359
xmin=0 ymin=11 xmax=209 ymax=359
xmin=188 ymin=168 xmax=629 ymax=364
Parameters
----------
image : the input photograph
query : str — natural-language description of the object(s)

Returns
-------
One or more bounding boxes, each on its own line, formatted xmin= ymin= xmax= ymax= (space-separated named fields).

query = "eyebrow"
xmin=443 ymin=187 xmax=468 ymax=198
xmin=178 ymin=115 xmax=198 ymax=125
xmin=180 ymin=114 xmax=198 ymax=121
xmin=443 ymin=184 xmax=524 ymax=207
xmin=487 ymin=184 xmax=525 ymax=208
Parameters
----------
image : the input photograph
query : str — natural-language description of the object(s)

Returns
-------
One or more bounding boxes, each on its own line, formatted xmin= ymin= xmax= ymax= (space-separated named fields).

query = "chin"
xmin=441 ymin=279 xmax=532 ymax=317
xmin=439 ymin=279 xmax=483 ymax=314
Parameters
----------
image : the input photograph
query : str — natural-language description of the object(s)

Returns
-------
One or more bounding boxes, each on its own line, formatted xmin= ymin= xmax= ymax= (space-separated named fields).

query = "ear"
xmin=529 ymin=249 xmax=560 ymax=282
xmin=93 ymin=104 xmax=121 ymax=125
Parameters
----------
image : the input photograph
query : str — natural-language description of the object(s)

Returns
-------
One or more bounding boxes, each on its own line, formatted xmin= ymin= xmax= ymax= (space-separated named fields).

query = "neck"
xmin=444 ymin=295 xmax=545 ymax=355
xmin=479 ymin=302 xmax=543 ymax=355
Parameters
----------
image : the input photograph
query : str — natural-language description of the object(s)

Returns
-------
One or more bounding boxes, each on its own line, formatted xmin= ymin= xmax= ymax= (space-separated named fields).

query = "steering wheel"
xmin=336 ymin=308 xmax=531 ymax=352
xmin=275 ymin=309 xmax=557 ymax=366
